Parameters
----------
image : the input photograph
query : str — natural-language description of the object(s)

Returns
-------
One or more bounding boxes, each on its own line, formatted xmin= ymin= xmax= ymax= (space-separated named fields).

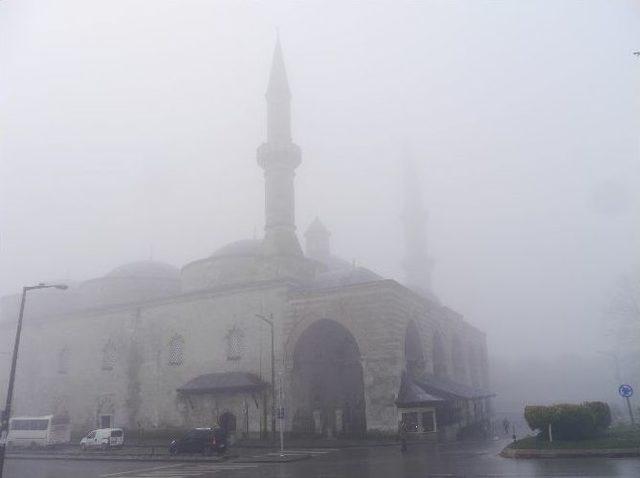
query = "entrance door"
xmin=219 ymin=412 xmax=237 ymax=435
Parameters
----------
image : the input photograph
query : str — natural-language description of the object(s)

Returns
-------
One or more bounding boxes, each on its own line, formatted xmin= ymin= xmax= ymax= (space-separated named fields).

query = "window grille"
xmin=168 ymin=334 xmax=185 ymax=366
xmin=225 ymin=326 xmax=245 ymax=361
xmin=102 ymin=340 xmax=116 ymax=371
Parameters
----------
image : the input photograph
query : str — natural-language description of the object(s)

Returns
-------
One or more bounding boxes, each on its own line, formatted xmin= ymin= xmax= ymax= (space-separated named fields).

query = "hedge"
xmin=524 ymin=401 xmax=611 ymax=441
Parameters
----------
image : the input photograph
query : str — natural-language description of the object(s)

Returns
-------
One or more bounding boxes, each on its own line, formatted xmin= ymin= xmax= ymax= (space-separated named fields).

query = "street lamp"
xmin=0 ymin=283 xmax=67 ymax=478
xmin=255 ymin=313 xmax=275 ymax=440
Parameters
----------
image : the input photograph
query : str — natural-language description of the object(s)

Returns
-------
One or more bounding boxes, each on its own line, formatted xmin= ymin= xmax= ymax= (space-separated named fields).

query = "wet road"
xmin=5 ymin=440 xmax=640 ymax=477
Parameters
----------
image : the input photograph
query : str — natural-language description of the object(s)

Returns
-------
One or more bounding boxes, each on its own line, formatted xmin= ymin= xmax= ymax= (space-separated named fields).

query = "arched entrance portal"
xmin=291 ymin=319 xmax=366 ymax=437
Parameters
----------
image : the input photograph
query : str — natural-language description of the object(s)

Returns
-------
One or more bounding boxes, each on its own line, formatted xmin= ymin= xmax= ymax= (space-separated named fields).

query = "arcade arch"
xmin=290 ymin=319 xmax=366 ymax=437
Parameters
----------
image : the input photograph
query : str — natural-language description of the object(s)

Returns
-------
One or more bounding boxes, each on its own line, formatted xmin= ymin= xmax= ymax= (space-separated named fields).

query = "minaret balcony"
xmin=257 ymin=142 xmax=301 ymax=170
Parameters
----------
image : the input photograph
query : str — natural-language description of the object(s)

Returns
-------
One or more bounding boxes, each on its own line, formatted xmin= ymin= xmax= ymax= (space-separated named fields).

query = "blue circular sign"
xmin=619 ymin=384 xmax=633 ymax=398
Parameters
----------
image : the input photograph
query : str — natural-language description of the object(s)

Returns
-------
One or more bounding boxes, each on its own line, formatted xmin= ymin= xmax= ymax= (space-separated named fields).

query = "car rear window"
xmin=111 ymin=430 xmax=123 ymax=437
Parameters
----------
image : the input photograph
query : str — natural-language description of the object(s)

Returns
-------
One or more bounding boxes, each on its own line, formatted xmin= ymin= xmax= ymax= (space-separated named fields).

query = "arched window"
xmin=432 ymin=332 xmax=447 ymax=378
xmin=102 ymin=340 xmax=116 ymax=371
xmin=168 ymin=334 xmax=185 ymax=366
xmin=57 ymin=348 xmax=69 ymax=374
xmin=404 ymin=321 xmax=425 ymax=379
xmin=225 ymin=326 xmax=245 ymax=361
xmin=468 ymin=344 xmax=480 ymax=387
xmin=451 ymin=335 xmax=466 ymax=381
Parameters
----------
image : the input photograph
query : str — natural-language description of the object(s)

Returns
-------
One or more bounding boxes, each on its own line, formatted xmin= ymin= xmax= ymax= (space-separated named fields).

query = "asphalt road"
xmin=4 ymin=440 xmax=640 ymax=478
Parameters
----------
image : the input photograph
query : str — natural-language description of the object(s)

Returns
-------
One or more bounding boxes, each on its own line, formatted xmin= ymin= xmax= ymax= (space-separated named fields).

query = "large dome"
xmin=107 ymin=261 xmax=180 ymax=280
xmin=182 ymin=239 xmax=264 ymax=291
xmin=79 ymin=260 xmax=181 ymax=307
xmin=211 ymin=239 xmax=262 ymax=258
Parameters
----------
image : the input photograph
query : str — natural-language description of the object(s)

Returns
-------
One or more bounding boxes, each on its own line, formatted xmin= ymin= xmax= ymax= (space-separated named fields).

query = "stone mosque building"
xmin=0 ymin=41 xmax=491 ymax=441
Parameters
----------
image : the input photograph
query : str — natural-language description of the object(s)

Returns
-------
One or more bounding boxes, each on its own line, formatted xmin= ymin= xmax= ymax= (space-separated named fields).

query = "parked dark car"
xmin=168 ymin=427 xmax=227 ymax=456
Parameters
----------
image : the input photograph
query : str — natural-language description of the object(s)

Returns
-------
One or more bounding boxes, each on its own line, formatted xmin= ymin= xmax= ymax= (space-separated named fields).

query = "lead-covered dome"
xmin=79 ymin=260 xmax=181 ymax=307
xmin=182 ymin=239 xmax=265 ymax=291
xmin=107 ymin=261 xmax=180 ymax=280
xmin=211 ymin=239 xmax=262 ymax=258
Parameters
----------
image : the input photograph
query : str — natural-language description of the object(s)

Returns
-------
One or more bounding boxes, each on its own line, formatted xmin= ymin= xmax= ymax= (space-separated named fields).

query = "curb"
xmin=500 ymin=446 xmax=640 ymax=459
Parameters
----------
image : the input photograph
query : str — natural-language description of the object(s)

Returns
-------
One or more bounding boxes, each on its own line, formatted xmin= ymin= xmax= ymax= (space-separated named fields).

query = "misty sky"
xmin=1 ymin=1 xmax=638 ymax=359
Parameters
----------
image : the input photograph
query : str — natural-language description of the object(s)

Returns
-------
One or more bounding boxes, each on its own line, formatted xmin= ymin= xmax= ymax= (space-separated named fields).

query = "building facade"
xmin=0 ymin=41 xmax=491 ymax=442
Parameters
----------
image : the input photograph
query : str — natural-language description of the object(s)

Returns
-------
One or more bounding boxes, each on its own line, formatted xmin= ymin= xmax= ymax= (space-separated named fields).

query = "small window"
xmin=168 ymin=334 xmax=185 ymax=366
xmin=421 ymin=411 xmax=435 ymax=432
xmin=102 ymin=340 xmax=116 ymax=371
xmin=225 ymin=326 xmax=245 ymax=361
xmin=87 ymin=431 xmax=96 ymax=439
xmin=57 ymin=348 xmax=70 ymax=374
xmin=401 ymin=412 xmax=419 ymax=433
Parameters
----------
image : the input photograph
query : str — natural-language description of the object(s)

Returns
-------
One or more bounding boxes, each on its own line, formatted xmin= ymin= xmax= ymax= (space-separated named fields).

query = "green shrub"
xmin=583 ymin=401 xmax=612 ymax=431
xmin=523 ymin=401 xmax=611 ymax=441
xmin=524 ymin=406 xmax=554 ymax=433
xmin=551 ymin=404 xmax=595 ymax=440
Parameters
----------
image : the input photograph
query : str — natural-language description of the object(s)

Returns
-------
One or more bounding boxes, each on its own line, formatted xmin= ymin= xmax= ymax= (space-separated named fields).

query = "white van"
xmin=80 ymin=428 xmax=125 ymax=450
xmin=7 ymin=415 xmax=71 ymax=447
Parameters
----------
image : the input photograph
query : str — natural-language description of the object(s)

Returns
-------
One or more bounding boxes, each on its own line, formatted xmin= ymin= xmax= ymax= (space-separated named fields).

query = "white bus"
xmin=7 ymin=415 xmax=71 ymax=447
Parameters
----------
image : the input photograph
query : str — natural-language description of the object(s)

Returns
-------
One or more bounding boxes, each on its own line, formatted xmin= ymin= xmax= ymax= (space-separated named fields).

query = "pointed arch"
xmin=404 ymin=320 xmax=426 ymax=379
xmin=432 ymin=331 xmax=447 ymax=378
xmin=57 ymin=347 xmax=70 ymax=374
xmin=451 ymin=334 xmax=465 ymax=382
xmin=290 ymin=319 xmax=366 ymax=437
xmin=101 ymin=340 xmax=116 ymax=371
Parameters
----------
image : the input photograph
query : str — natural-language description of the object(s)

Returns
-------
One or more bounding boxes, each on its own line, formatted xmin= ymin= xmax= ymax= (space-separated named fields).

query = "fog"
xmin=1 ymin=0 xmax=638 ymax=383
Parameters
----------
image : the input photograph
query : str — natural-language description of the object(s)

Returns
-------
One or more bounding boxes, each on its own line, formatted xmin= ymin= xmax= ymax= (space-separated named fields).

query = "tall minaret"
xmin=402 ymin=156 xmax=434 ymax=297
xmin=257 ymin=38 xmax=303 ymax=256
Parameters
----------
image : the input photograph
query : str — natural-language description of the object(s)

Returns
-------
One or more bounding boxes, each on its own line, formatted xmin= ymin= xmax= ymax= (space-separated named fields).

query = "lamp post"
xmin=255 ymin=313 xmax=275 ymax=440
xmin=0 ymin=283 xmax=67 ymax=478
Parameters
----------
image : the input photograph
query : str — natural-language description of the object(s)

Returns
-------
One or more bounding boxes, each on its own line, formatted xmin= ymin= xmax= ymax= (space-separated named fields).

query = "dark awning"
xmin=417 ymin=374 xmax=494 ymax=400
xmin=177 ymin=372 xmax=268 ymax=395
xmin=396 ymin=374 xmax=494 ymax=407
xmin=396 ymin=375 xmax=445 ymax=407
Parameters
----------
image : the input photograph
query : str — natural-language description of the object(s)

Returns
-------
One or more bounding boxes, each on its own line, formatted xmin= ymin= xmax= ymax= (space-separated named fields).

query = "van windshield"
xmin=110 ymin=430 xmax=123 ymax=437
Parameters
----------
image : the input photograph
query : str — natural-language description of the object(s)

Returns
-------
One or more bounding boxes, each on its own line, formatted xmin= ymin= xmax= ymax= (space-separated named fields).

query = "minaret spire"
xmin=265 ymin=36 xmax=291 ymax=144
xmin=402 ymin=152 xmax=435 ymax=298
xmin=257 ymin=38 xmax=303 ymax=256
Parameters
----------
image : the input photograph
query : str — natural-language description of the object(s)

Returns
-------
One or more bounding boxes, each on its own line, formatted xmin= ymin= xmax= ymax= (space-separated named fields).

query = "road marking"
xmin=101 ymin=464 xmax=184 ymax=477
xmin=102 ymin=462 xmax=259 ymax=478
xmin=265 ymin=448 xmax=338 ymax=455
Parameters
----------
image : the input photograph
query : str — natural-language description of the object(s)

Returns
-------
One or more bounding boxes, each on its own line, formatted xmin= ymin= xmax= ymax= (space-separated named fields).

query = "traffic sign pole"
xmin=618 ymin=384 xmax=635 ymax=426
xmin=625 ymin=396 xmax=635 ymax=426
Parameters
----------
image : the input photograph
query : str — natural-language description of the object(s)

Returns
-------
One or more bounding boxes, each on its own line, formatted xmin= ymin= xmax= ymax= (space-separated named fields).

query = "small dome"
xmin=106 ymin=261 xmax=180 ymax=280
xmin=212 ymin=239 xmax=262 ymax=258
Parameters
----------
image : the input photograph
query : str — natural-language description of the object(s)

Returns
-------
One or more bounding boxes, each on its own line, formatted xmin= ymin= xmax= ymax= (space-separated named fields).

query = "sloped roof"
xmin=417 ymin=374 xmax=494 ymax=400
xmin=396 ymin=374 xmax=493 ymax=406
xmin=311 ymin=266 xmax=381 ymax=289
xmin=396 ymin=375 xmax=444 ymax=406
xmin=177 ymin=372 xmax=267 ymax=394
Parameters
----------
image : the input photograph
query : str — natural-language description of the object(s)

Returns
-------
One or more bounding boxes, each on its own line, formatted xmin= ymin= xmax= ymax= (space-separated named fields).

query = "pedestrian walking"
xmin=502 ymin=418 xmax=510 ymax=435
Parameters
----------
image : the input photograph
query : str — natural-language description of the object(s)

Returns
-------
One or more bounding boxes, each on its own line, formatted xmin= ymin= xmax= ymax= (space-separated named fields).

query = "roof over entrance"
xmin=396 ymin=374 xmax=493 ymax=407
xmin=177 ymin=372 xmax=268 ymax=394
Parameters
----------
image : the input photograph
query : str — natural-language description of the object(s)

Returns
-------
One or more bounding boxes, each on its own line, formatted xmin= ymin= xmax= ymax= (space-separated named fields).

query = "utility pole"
xmin=0 ymin=283 xmax=67 ymax=478
xmin=255 ymin=313 xmax=276 ymax=440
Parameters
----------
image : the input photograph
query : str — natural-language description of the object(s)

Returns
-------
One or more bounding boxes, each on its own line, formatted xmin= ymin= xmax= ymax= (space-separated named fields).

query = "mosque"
xmin=0 ymin=41 xmax=492 ymax=441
